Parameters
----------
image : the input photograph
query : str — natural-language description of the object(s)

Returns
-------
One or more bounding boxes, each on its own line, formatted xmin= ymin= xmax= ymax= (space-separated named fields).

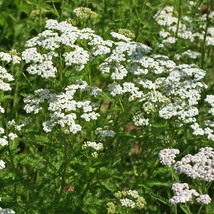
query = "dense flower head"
xmin=113 ymin=189 xmax=146 ymax=210
xmin=0 ymin=127 xmax=8 ymax=147
xmin=0 ymin=66 xmax=14 ymax=91
xmin=82 ymin=141 xmax=103 ymax=151
xmin=118 ymin=28 xmax=135 ymax=39
xmin=154 ymin=4 xmax=214 ymax=47
xmin=0 ymin=207 xmax=15 ymax=214
xmin=205 ymin=95 xmax=214 ymax=116
xmin=0 ymin=51 xmax=21 ymax=64
xmin=0 ymin=52 xmax=12 ymax=63
xmin=180 ymin=50 xmax=201 ymax=59
xmin=73 ymin=7 xmax=98 ymax=20
xmin=0 ymin=159 xmax=5 ymax=169
xmin=174 ymin=147 xmax=214 ymax=181
xmin=159 ymin=148 xmax=180 ymax=167
xmin=169 ymin=183 xmax=199 ymax=204
xmin=169 ymin=183 xmax=211 ymax=205
xmin=196 ymin=194 xmax=211 ymax=204
xmin=63 ymin=46 xmax=89 ymax=71
xmin=24 ymin=81 xmax=100 ymax=133
xmin=95 ymin=128 xmax=116 ymax=140
xmin=132 ymin=113 xmax=149 ymax=126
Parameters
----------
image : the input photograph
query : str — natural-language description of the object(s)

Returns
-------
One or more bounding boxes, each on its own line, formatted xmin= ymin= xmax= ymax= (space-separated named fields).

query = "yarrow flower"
xmin=196 ymin=194 xmax=211 ymax=204
xmin=63 ymin=46 xmax=89 ymax=71
xmin=181 ymin=50 xmax=201 ymax=59
xmin=0 ymin=66 xmax=14 ymax=91
xmin=24 ymin=81 xmax=100 ymax=133
xmin=174 ymin=147 xmax=214 ymax=181
xmin=82 ymin=141 xmax=103 ymax=151
xmin=0 ymin=50 xmax=21 ymax=64
xmin=95 ymin=128 xmax=116 ymax=140
xmin=0 ymin=159 xmax=5 ymax=169
xmin=110 ymin=32 xmax=132 ymax=42
xmin=0 ymin=136 xmax=8 ymax=147
xmin=132 ymin=113 xmax=149 ymax=126
xmin=118 ymin=29 xmax=135 ymax=39
xmin=73 ymin=7 xmax=98 ymax=20
xmin=159 ymin=148 xmax=180 ymax=167
xmin=169 ymin=183 xmax=199 ymax=204
xmin=0 ymin=207 xmax=15 ymax=214
xmin=120 ymin=198 xmax=136 ymax=208
xmin=112 ymin=189 xmax=146 ymax=210
xmin=107 ymin=202 xmax=116 ymax=214
xmin=154 ymin=4 xmax=214 ymax=50
xmin=169 ymin=183 xmax=211 ymax=205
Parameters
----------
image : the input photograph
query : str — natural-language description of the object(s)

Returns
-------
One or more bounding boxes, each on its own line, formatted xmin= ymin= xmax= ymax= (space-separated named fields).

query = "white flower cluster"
xmin=110 ymin=32 xmax=132 ymax=42
xmin=174 ymin=147 xmax=214 ymax=182
xmin=175 ymin=50 xmax=201 ymax=61
xmin=169 ymin=183 xmax=211 ymax=205
xmin=159 ymin=148 xmax=180 ymax=167
xmin=24 ymin=81 xmax=100 ymax=133
xmin=23 ymin=88 xmax=50 ymax=114
xmin=99 ymin=29 xmax=206 ymax=127
xmin=22 ymin=47 xmax=59 ymax=78
xmin=158 ymin=64 xmax=206 ymax=124
xmin=206 ymin=95 xmax=214 ymax=113
xmin=63 ymin=46 xmax=89 ymax=71
xmin=73 ymin=7 xmax=98 ymax=20
xmin=204 ymin=95 xmax=214 ymax=139
xmin=108 ymin=82 xmax=143 ymax=101
xmin=132 ymin=113 xmax=149 ymax=126
xmin=0 ymin=118 xmax=29 ymax=148
xmin=120 ymin=198 xmax=136 ymax=208
xmin=22 ymin=19 xmax=115 ymax=78
xmin=114 ymin=189 xmax=146 ymax=209
xmin=0 ymin=51 xmax=21 ymax=64
xmin=7 ymin=118 xmax=30 ymax=132
xmin=181 ymin=50 xmax=201 ymax=59
xmin=95 ymin=128 xmax=116 ymax=140
xmin=0 ymin=159 xmax=5 ymax=169
xmin=0 ymin=65 xmax=14 ymax=92
xmin=0 ymin=207 xmax=15 ymax=214
xmin=196 ymin=194 xmax=212 ymax=204
xmin=0 ymin=127 xmax=9 ymax=147
xmin=154 ymin=5 xmax=214 ymax=46
xmin=190 ymin=94 xmax=214 ymax=142
xmin=159 ymin=147 xmax=214 ymax=182
xmin=82 ymin=141 xmax=103 ymax=158
xmin=82 ymin=141 xmax=103 ymax=151
xmin=0 ymin=51 xmax=20 ymax=115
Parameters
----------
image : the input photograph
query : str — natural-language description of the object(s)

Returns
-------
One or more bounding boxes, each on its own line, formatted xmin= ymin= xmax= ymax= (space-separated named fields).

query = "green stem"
xmin=102 ymin=0 xmax=107 ymax=37
xmin=201 ymin=6 xmax=210 ymax=69
xmin=7 ymin=145 xmax=17 ymax=204
xmin=175 ymin=0 xmax=182 ymax=38
xmin=134 ymin=0 xmax=147 ymax=40
xmin=32 ymin=144 xmax=62 ymax=177
xmin=174 ymin=205 xmax=178 ymax=214
xmin=170 ymin=167 xmax=179 ymax=182
xmin=79 ymin=167 xmax=99 ymax=207
xmin=197 ymin=204 xmax=204 ymax=214
xmin=60 ymin=0 xmax=64 ymax=21
xmin=52 ymin=140 xmax=69 ymax=213
xmin=180 ymin=204 xmax=192 ymax=214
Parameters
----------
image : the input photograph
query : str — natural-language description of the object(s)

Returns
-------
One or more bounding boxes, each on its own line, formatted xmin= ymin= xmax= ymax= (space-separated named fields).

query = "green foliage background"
xmin=0 ymin=0 xmax=213 ymax=213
